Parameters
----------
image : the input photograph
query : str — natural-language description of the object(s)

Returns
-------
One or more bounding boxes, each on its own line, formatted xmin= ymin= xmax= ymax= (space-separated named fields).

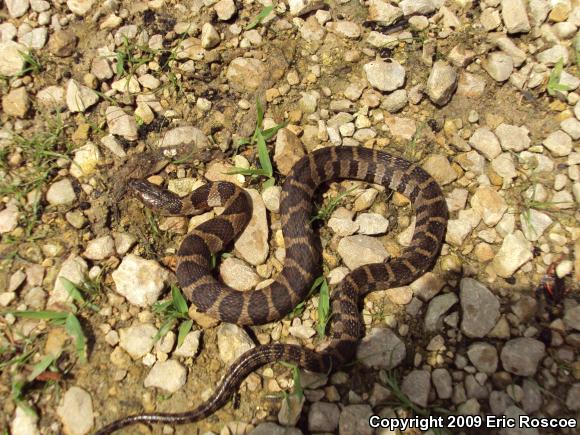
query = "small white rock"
xmin=11 ymin=405 xmax=40 ymax=435
xmin=470 ymin=186 xmax=507 ymax=226
xmin=234 ymin=189 xmax=269 ymax=266
xmin=214 ymin=0 xmax=236 ymax=20
xmin=144 ymin=360 xmax=187 ymax=393
xmin=112 ymin=255 xmax=169 ymax=307
xmin=537 ymin=44 xmax=569 ymax=66
xmin=363 ymin=60 xmax=405 ymax=92
xmin=201 ymin=23 xmax=220 ymax=49
xmin=220 ymin=257 xmax=260 ymax=291
xmin=492 ymin=231 xmax=533 ymax=278
xmin=106 ymin=106 xmax=138 ymax=141
xmin=337 ymin=235 xmax=389 ymax=270
xmin=483 ymin=52 xmax=513 ymax=82
xmin=426 ymin=61 xmax=457 ymax=106
xmin=0 ymin=203 xmax=19 ymax=234
xmin=543 ymin=130 xmax=572 ymax=157
xmin=48 ymin=255 xmax=88 ymax=308
xmin=520 ymin=209 xmax=552 ymax=242
xmin=119 ymin=323 xmax=158 ymax=359
xmin=501 ymin=0 xmax=531 ymax=34
xmin=328 ymin=208 xmax=359 ymax=236
xmin=67 ymin=0 xmax=95 ymax=16
xmin=37 ymin=86 xmax=66 ymax=110
xmin=6 ymin=0 xmax=30 ymax=18
xmin=289 ymin=323 xmax=316 ymax=339
xmin=66 ymin=79 xmax=99 ymax=113
xmin=560 ymin=118 xmax=580 ymax=140
xmin=82 ymin=236 xmax=115 ymax=260
xmin=217 ymin=323 xmax=255 ymax=365
xmin=355 ymin=213 xmax=389 ymax=235
xmin=0 ymin=41 xmax=28 ymax=76
xmin=368 ymin=0 xmax=403 ymax=24
xmin=491 ymin=153 xmax=517 ymax=182
xmin=100 ymin=134 xmax=126 ymax=158
xmin=469 ymin=127 xmax=501 ymax=160
xmin=70 ymin=142 xmax=101 ymax=178
xmin=555 ymin=260 xmax=573 ymax=278
xmin=56 ymin=386 xmax=94 ymax=435
xmin=400 ymin=0 xmax=436 ymax=16
xmin=262 ymin=186 xmax=281 ymax=213
xmin=174 ymin=330 xmax=202 ymax=357
xmin=495 ymin=123 xmax=530 ymax=152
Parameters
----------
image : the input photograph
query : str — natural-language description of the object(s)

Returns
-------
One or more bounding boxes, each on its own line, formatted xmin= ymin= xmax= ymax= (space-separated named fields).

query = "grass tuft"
xmin=279 ymin=361 xmax=304 ymax=400
xmin=60 ymin=277 xmax=100 ymax=312
xmin=152 ymin=285 xmax=193 ymax=347
xmin=310 ymin=188 xmax=356 ymax=223
xmin=546 ymin=58 xmax=570 ymax=96
xmin=1 ymin=113 xmax=73 ymax=239
xmin=404 ymin=121 xmax=425 ymax=161
xmin=313 ymin=277 xmax=331 ymax=338
xmin=18 ymin=50 xmax=43 ymax=76
xmin=3 ymin=310 xmax=87 ymax=363
xmin=288 ymin=275 xmax=332 ymax=338
xmin=246 ymin=5 xmax=274 ymax=30
xmin=230 ymin=98 xmax=287 ymax=189
xmin=114 ymin=36 xmax=156 ymax=80
xmin=110 ymin=33 xmax=190 ymax=97
xmin=381 ymin=370 xmax=452 ymax=435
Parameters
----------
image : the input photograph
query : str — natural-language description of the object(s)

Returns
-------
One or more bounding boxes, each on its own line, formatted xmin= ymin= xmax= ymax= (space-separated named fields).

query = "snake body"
xmin=96 ymin=146 xmax=448 ymax=434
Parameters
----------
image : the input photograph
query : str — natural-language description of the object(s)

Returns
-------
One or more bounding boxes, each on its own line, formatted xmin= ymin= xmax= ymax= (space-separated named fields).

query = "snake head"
xmin=127 ymin=179 xmax=183 ymax=215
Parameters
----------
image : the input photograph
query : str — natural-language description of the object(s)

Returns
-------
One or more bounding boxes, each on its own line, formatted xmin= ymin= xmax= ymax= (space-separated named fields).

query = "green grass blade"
xmin=263 ymin=177 xmax=276 ymax=189
xmin=60 ymin=277 xmax=86 ymax=306
xmin=316 ymin=278 xmax=330 ymax=338
xmin=294 ymin=366 xmax=304 ymax=399
xmin=288 ymin=276 xmax=326 ymax=319
xmin=551 ymin=83 xmax=570 ymax=92
xmin=262 ymin=121 xmax=288 ymax=141
xmin=310 ymin=276 xmax=325 ymax=291
xmin=27 ymin=354 xmax=59 ymax=382
xmin=227 ymin=167 xmax=270 ymax=176
xmin=0 ymin=349 xmax=34 ymax=369
xmin=288 ymin=300 xmax=306 ymax=318
xmin=246 ymin=5 xmax=274 ymax=30
xmin=65 ymin=313 xmax=87 ymax=363
xmin=279 ymin=362 xmax=304 ymax=399
xmin=11 ymin=381 xmax=38 ymax=418
xmin=115 ymin=52 xmax=125 ymax=77
xmin=547 ymin=58 xmax=569 ymax=96
xmin=11 ymin=378 xmax=38 ymax=418
xmin=5 ymin=310 xmax=68 ymax=322
xmin=153 ymin=318 xmax=176 ymax=343
xmin=152 ymin=300 xmax=173 ymax=314
xmin=177 ymin=320 xmax=193 ymax=348
xmin=256 ymin=130 xmax=273 ymax=177
xmin=255 ymin=97 xmax=265 ymax=130
xmin=11 ymin=379 xmax=25 ymax=401
xmin=171 ymin=286 xmax=189 ymax=315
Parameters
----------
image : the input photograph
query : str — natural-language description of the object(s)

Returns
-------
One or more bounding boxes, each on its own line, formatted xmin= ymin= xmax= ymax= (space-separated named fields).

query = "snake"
xmin=96 ymin=146 xmax=448 ymax=434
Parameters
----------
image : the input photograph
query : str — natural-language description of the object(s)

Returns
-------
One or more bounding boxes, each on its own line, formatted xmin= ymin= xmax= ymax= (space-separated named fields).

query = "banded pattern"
xmin=96 ymin=146 xmax=448 ymax=434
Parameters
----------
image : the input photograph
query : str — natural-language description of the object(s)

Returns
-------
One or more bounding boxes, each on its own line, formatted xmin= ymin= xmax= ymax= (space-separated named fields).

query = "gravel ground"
xmin=0 ymin=0 xmax=579 ymax=434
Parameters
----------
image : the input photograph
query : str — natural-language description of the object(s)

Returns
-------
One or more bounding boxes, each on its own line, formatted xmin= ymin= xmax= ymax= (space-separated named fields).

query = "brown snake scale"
xmin=96 ymin=146 xmax=448 ymax=434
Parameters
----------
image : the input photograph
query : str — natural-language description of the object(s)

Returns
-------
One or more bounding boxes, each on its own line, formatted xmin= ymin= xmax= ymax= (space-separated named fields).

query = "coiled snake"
xmin=96 ymin=146 xmax=448 ymax=434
